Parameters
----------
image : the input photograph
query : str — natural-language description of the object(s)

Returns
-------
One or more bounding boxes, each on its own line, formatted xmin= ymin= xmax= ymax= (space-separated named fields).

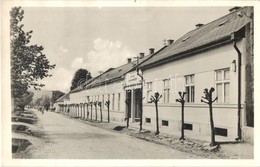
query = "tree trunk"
xmin=209 ymin=103 xmax=216 ymax=146
xmin=100 ymin=107 xmax=103 ymax=122
xmin=95 ymin=106 xmax=97 ymax=121
xmin=180 ymin=103 xmax=185 ymax=140
xmin=155 ymin=102 xmax=159 ymax=135
xmin=107 ymin=106 xmax=110 ymax=123
xmin=90 ymin=106 xmax=92 ymax=121
xmin=87 ymin=105 xmax=89 ymax=119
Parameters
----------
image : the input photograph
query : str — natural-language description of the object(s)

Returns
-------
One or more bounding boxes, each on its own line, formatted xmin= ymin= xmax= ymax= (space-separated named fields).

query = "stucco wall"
xmin=69 ymin=80 xmax=126 ymax=122
xmin=142 ymin=40 xmax=245 ymax=140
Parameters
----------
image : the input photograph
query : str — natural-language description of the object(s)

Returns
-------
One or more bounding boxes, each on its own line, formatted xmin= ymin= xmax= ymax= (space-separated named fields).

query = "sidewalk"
xmin=57 ymin=112 xmax=254 ymax=159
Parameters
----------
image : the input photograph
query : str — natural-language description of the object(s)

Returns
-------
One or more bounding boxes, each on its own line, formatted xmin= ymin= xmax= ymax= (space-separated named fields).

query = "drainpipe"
xmin=232 ymin=33 xmax=242 ymax=141
xmin=135 ymin=56 xmax=144 ymax=131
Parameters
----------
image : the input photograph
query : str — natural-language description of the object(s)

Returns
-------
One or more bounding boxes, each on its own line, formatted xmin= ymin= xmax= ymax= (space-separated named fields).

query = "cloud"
xmin=59 ymin=45 xmax=69 ymax=53
xmin=39 ymin=67 xmax=74 ymax=92
xmin=39 ymin=38 xmax=135 ymax=92
xmin=71 ymin=57 xmax=84 ymax=70
xmin=86 ymin=38 xmax=135 ymax=76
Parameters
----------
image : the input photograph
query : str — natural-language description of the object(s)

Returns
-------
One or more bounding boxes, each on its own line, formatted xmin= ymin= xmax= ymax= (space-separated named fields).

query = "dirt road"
xmin=26 ymin=111 xmax=201 ymax=159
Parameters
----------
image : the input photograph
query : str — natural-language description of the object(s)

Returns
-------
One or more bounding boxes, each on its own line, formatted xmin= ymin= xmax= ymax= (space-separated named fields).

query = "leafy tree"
xmin=10 ymin=7 xmax=55 ymax=109
xmin=51 ymin=90 xmax=65 ymax=103
xmin=70 ymin=69 xmax=92 ymax=91
xmin=34 ymin=97 xmax=42 ymax=107
xmin=148 ymin=92 xmax=162 ymax=135
xmin=41 ymin=95 xmax=51 ymax=110
xmin=14 ymin=91 xmax=34 ymax=111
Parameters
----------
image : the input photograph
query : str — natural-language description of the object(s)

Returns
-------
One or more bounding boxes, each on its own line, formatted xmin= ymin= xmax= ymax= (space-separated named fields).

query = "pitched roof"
xmin=140 ymin=6 xmax=252 ymax=69
xmin=69 ymin=76 xmax=97 ymax=94
xmin=69 ymin=52 xmax=158 ymax=94
xmin=85 ymin=59 xmax=140 ymax=88
xmin=56 ymin=93 xmax=70 ymax=102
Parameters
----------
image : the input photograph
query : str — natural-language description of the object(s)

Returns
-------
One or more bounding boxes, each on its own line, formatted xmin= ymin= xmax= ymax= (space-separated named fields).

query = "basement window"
xmin=182 ymin=36 xmax=190 ymax=42
xmin=219 ymin=20 xmax=229 ymax=26
xmin=162 ymin=120 xmax=169 ymax=126
xmin=214 ymin=127 xmax=228 ymax=137
xmin=145 ymin=118 xmax=151 ymax=123
xmin=184 ymin=123 xmax=193 ymax=130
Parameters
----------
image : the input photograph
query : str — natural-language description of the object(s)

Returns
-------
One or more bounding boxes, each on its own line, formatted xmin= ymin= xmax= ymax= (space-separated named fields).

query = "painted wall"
xmin=69 ymin=80 xmax=126 ymax=122
xmin=142 ymin=39 xmax=246 ymax=140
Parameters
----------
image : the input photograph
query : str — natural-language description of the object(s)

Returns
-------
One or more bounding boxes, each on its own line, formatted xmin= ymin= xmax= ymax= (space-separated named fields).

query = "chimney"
xmin=139 ymin=53 xmax=145 ymax=59
xmin=127 ymin=58 xmax=131 ymax=63
xmin=149 ymin=48 xmax=155 ymax=54
xmin=195 ymin=23 xmax=204 ymax=28
xmin=167 ymin=39 xmax=174 ymax=45
xmin=229 ymin=6 xmax=241 ymax=13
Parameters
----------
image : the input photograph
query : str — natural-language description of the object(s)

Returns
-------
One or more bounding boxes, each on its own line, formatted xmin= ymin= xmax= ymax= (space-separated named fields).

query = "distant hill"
xmin=29 ymin=89 xmax=53 ymax=101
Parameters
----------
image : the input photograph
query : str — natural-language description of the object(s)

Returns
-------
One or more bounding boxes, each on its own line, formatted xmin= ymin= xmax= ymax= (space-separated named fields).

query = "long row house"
xmin=55 ymin=7 xmax=254 ymax=143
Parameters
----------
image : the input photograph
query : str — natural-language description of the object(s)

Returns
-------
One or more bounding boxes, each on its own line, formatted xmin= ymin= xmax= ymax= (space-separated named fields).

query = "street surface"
xmin=28 ymin=111 xmax=201 ymax=159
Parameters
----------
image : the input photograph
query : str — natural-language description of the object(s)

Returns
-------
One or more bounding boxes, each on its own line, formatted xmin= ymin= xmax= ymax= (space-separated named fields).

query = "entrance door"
xmin=125 ymin=90 xmax=132 ymax=119
xmin=134 ymin=88 xmax=142 ymax=122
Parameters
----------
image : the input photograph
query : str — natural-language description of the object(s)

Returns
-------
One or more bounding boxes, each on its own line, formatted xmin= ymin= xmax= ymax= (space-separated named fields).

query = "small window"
xmin=118 ymin=93 xmax=120 ymax=111
xmin=215 ymin=68 xmax=230 ymax=103
xmin=219 ymin=20 xmax=229 ymax=26
xmin=185 ymin=75 xmax=195 ymax=103
xmin=214 ymin=127 xmax=228 ymax=137
xmin=182 ymin=36 xmax=190 ymax=42
xmin=146 ymin=118 xmax=151 ymax=123
xmin=162 ymin=120 xmax=169 ymax=126
xmin=184 ymin=123 xmax=193 ymax=130
xmin=112 ymin=94 xmax=115 ymax=110
xmin=163 ymin=79 xmax=170 ymax=103
xmin=147 ymin=82 xmax=153 ymax=102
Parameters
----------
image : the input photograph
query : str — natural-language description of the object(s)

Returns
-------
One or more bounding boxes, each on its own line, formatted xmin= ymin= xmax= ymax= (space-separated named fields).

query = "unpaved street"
xmin=27 ymin=111 xmax=201 ymax=159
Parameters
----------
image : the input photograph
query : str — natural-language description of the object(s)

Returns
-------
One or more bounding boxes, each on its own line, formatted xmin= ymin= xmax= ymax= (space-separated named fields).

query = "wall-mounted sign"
xmin=125 ymin=71 xmax=141 ymax=87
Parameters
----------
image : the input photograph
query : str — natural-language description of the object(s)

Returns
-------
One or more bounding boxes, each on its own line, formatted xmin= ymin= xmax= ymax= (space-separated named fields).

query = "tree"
xmin=41 ymin=95 xmax=51 ymax=110
xmin=10 ymin=7 xmax=55 ymax=110
xmin=148 ymin=92 xmax=162 ymax=135
xmin=15 ymin=91 xmax=34 ymax=111
xmin=98 ymin=102 xmax=103 ymax=122
xmin=89 ymin=102 xmax=93 ymax=121
xmin=105 ymin=100 xmax=110 ymax=123
xmin=176 ymin=91 xmax=187 ymax=140
xmin=51 ymin=91 xmax=65 ymax=103
xmin=70 ymin=69 xmax=92 ymax=91
xmin=201 ymin=87 xmax=218 ymax=146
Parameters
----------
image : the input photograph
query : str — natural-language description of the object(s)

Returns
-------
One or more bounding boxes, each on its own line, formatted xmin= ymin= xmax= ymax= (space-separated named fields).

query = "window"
xmin=118 ymin=93 xmax=121 ymax=111
xmin=97 ymin=95 xmax=99 ymax=102
xmin=112 ymin=94 xmax=115 ymax=110
xmin=145 ymin=118 xmax=151 ymax=123
xmin=214 ymin=127 xmax=228 ymax=137
xmin=163 ymin=79 xmax=170 ymax=103
xmin=184 ymin=123 xmax=193 ymax=130
xmin=215 ymin=68 xmax=230 ymax=103
xmin=162 ymin=120 xmax=169 ymax=126
xmin=185 ymin=75 xmax=195 ymax=103
xmin=147 ymin=82 xmax=153 ymax=102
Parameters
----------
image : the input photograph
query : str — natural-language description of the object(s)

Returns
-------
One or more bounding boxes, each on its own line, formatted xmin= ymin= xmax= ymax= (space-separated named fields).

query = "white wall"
xmin=70 ymin=80 xmax=126 ymax=122
xmin=142 ymin=40 xmax=246 ymax=140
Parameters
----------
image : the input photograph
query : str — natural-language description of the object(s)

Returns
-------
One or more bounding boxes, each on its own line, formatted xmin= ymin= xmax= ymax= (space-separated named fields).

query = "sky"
xmin=22 ymin=6 xmax=232 ymax=92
